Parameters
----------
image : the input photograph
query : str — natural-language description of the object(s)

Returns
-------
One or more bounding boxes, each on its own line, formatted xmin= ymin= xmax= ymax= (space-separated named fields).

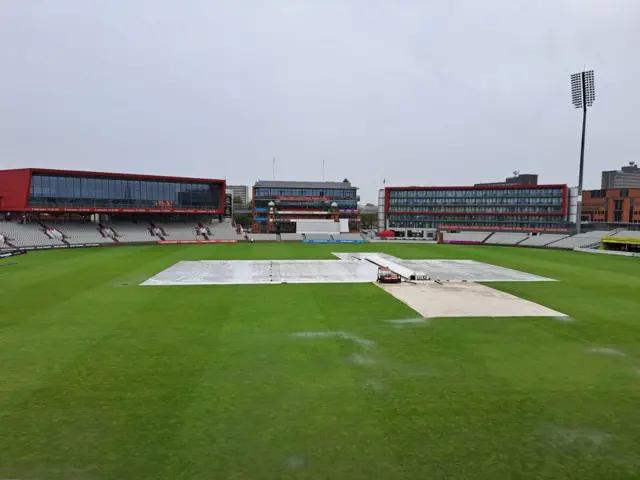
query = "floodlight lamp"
xmin=570 ymin=70 xmax=595 ymax=108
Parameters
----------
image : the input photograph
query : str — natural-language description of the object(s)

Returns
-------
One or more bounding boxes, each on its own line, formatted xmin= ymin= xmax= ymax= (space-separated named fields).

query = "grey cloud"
xmin=1 ymin=0 xmax=639 ymax=202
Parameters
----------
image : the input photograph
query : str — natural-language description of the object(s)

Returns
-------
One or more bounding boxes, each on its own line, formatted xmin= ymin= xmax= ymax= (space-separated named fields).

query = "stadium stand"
xmin=305 ymin=233 xmax=332 ymax=241
xmin=53 ymin=223 xmax=114 ymax=244
xmin=549 ymin=230 xmax=616 ymax=250
xmin=159 ymin=224 xmax=199 ymax=241
xmin=206 ymin=220 xmax=243 ymax=240
xmin=281 ymin=233 xmax=304 ymax=241
xmin=518 ymin=234 xmax=569 ymax=247
xmin=443 ymin=232 xmax=490 ymax=243
xmin=109 ymin=223 xmax=155 ymax=243
xmin=613 ymin=230 xmax=640 ymax=238
xmin=485 ymin=232 xmax=530 ymax=245
xmin=0 ymin=231 xmax=14 ymax=250
xmin=0 ymin=222 xmax=66 ymax=248
xmin=248 ymin=233 xmax=279 ymax=242
xmin=334 ymin=233 xmax=364 ymax=241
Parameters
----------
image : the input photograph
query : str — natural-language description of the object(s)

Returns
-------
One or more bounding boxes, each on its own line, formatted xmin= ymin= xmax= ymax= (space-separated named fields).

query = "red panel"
xmin=0 ymin=169 xmax=31 ymax=209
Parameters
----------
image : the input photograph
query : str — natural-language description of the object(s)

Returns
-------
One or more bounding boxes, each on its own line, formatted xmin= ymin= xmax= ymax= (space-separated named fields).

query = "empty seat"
xmin=249 ymin=234 xmax=279 ymax=241
xmin=281 ymin=233 xmax=303 ymax=241
xmin=443 ymin=232 xmax=490 ymax=243
xmin=519 ymin=234 xmax=569 ymax=247
xmin=53 ymin=223 xmax=113 ymax=244
xmin=485 ymin=233 xmax=529 ymax=245
xmin=550 ymin=230 xmax=616 ymax=249
xmin=0 ymin=222 xmax=66 ymax=248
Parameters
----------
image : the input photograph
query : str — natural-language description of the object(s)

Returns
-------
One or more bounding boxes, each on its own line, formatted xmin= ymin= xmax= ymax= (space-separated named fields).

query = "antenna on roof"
xmin=322 ymin=160 xmax=325 ymax=181
xmin=272 ymin=157 xmax=275 ymax=181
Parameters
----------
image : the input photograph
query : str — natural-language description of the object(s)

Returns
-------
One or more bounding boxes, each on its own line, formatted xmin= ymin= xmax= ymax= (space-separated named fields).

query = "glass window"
xmin=139 ymin=181 xmax=147 ymax=203
xmin=63 ymin=177 xmax=71 ymax=197
xmin=43 ymin=176 xmax=53 ymax=196
xmin=81 ymin=178 xmax=89 ymax=199
xmin=152 ymin=182 xmax=160 ymax=204
xmin=107 ymin=179 xmax=114 ymax=199
xmin=32 ymin=175 xmax=43 ymax=188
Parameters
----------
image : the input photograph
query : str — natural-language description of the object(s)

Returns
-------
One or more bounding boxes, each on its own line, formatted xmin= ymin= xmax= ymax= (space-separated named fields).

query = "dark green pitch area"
xmin=1 ymin=244 xmax=640 ymax=479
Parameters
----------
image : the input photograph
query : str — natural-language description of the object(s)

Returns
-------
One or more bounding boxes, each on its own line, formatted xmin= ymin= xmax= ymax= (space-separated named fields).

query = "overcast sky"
xmin=1 ymin=0 xmax=639 ymax=203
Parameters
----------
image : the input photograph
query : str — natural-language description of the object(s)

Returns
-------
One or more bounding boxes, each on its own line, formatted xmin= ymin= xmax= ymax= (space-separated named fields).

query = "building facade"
xmin=383 ymin=184 xmax=569 ymax=232
xmin=475 ymin=173 xmax=538 ymax=187
xmin=581 ymin=188 xmax=640 ymax=225
xmin=601 ymin=163 xmax=640 ymax=189
xmin=252 ymin=180 xmax=360 ymax=233
xmin=0 ymin=168 xmax=225 ymax=219
xmin=228 ymin=185 xmax=249 ymax=204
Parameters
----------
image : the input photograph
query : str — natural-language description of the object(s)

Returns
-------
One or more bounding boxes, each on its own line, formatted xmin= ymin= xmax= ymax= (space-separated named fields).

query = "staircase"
xmin=482 ymin=232 xmax=495 ymax=244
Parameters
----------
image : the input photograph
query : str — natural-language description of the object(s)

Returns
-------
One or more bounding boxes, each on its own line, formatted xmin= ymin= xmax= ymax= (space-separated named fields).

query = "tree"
xmin=360 ymin=212 xmax=377 ymax=229
xmin=233 ymin=211 xmax=252 ymax=229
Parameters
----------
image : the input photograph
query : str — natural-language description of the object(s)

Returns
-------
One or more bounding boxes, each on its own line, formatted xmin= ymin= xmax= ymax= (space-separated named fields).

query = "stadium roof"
xmin=254 ymin=180 xmax=356 ymax=189
xmin=0 ymin=167 xmax=224 ymax=184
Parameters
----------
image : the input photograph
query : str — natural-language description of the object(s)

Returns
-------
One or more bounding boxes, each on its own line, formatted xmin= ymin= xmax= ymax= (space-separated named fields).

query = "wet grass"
xmin=1 ymin=243 xmax=640 ymax=479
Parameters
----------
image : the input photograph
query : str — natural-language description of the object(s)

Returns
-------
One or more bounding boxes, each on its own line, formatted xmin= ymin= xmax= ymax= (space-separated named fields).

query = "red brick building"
xmin=582 ymin=188 xmax=640 ymax=225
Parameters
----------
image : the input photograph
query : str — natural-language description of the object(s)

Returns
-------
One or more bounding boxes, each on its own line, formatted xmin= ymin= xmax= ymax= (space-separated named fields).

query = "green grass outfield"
xmin=1 ymin=243 xmax=640 ymax=479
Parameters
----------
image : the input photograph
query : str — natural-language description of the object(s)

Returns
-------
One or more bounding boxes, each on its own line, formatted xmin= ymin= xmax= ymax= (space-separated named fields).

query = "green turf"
xmin=1 ymin=243 xmax=640 ymax=479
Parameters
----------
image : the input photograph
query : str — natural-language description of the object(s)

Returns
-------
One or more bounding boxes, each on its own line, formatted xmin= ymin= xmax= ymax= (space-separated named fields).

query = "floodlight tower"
xmin=570 ymin=70 xmax=595 ymax=234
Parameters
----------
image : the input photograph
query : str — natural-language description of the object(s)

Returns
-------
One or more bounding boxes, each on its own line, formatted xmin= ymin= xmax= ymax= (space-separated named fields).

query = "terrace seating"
xmin=0 ymin=232 xmax=15 ymax=250
xmin=485 ymin=232 xmax=530 ymax=245
xmin=613 ymin=230 xmax=640 ymax=238
xmin=0 ymin=222 xmax=66 ymax=248
xmin=51 ymin=223 xmax=113 ymax=244
xmin=518 ymin=234 xmax=569 ymax=247
xmin=158 ymin=224 xmax=199 ymax=241
xmin=334 ymin=233 xmax=364 ymax=241
xmin=206 ymin=221 xmax=243 ymax=240
xmin=108 ymin=223 xmax=155 ymax=243
xmin=443 ymin=232 xmax=490 ymax=243
xmin=248 ymin=233 xmax=279 ymax=242
xmin=280 ymin=233 xmax=304 ymax=241
xmin=305 ymin=233 xmax=332 ymax=241
xmin=549 ymin=230 xmax=616 ymax=250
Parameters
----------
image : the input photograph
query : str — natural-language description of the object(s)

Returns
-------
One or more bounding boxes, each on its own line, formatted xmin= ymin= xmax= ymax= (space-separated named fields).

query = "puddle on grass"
xmin=541 ymin=422 xmax=614 ymax=448
xmin=588 ymin=347 xmax=626 ymax=357
xmin=364 ymin=378 xmax=388 ymax=394
xmin=386 ymin=317 xmax=430 ymax=327
xmin=290 ymin=331 xmax=376 ymax=349
xmin=290 ymin=331 xmax=338 ymax=338
xmin=346 ymin=353 xmax=377 ymax=366
xmin=285 ymin=455 xmax=306 ymax=470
